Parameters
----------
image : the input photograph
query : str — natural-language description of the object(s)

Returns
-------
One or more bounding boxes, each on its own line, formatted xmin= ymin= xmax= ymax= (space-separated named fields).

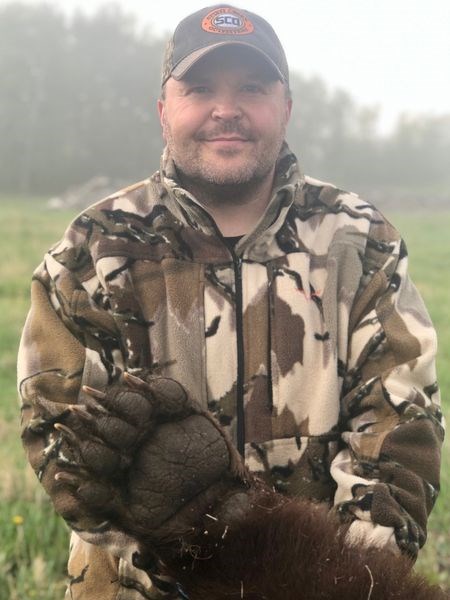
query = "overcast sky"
xmin=3 ymin=0 xmax=450 ymax=132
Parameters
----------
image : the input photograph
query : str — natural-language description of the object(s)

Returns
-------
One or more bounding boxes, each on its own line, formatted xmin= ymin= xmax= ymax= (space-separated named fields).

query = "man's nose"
xmin=211 ymin=94 xmax=242 ymax=121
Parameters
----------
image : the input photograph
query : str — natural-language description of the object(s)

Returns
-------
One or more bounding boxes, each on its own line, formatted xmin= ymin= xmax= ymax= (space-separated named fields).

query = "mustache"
xmin=197 ymin=122 xmax=253 ymax=140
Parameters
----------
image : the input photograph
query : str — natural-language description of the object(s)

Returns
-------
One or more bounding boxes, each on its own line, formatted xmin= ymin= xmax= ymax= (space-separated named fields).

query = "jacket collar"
xmin=158 ymin=142 xmax=305 ymax=258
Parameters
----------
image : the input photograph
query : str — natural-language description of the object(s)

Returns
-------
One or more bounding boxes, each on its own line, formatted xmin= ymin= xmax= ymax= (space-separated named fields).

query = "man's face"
xmin=158 ymin=47 xmax=292 ymax=189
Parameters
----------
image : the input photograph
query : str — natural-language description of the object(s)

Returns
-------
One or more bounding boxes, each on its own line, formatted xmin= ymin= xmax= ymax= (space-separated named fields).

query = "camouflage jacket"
xmin=18 ymin=145 xmax=444 ymax=600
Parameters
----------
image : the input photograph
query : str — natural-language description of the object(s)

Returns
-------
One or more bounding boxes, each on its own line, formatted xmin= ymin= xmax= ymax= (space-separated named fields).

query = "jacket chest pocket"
xmin=267 ymin=255 xmax=340 ymax=438
xmin=124 ymin=257 xmax=208 ymax=407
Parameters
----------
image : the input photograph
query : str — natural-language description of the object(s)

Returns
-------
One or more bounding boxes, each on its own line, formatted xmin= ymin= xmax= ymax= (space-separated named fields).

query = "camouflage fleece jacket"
xmin=18 ymin=144 xmax=444 ymax=600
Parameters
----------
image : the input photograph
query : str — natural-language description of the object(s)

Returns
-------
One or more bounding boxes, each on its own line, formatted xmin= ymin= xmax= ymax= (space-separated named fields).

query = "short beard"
xmin=176 ymin=165 xmax=273 ymax=207
xmin=162 ymin=115 xmax=285 ymax=205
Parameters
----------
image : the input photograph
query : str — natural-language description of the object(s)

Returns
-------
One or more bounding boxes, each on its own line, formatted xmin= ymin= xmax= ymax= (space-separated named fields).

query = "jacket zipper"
xmin=232 ymin=252 xmax=245 ymax=457
xmin=172 ymin=192 xmax=248 ymax=457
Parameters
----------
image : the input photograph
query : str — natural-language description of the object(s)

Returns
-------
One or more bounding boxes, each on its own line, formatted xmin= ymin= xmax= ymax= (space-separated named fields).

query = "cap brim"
xmin=170 ymin=41 xmax=285 ymax=82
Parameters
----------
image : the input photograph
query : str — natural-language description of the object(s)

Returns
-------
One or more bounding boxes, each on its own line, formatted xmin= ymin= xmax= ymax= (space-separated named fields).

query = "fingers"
xmin=54 ymin=421 xmax=78 ymax=442
xmin=55 ymin=470 xmax=119 ymax=513
xmin=83 ymin=382 xmax=154 ymax=427
xmin=82 ymin=385 xmax=106 ymax=400
xmin=95 ymin=415 xmax=144 ymax=450
xmin=123 ymin=371 xmax=150 ymax=392
xmin=55 ymin=421 xmax=128 ymax=475
xmin=53 ymin=375 xmax=194 ymax=482
xmin=55 ymin=470 xmax=80 ymax=486
xmin=82 ymin=374 xmax=194 ymax=425
xmin=143 ymin=377 xmax=195 ymax=420
xmin=75 ymin=480 xmax=121 ymax=510
xmin=68 ymin=404 xmax=96 ymax=421
xmin=124 ymin=372 xmax=195 ymax=420
xmin=75 ymin=388 xmax=151 ymax=448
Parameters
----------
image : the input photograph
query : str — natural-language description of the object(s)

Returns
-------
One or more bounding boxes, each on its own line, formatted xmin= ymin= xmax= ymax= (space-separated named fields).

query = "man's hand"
xmin=52 ymin=373 xmax=250 ymax=557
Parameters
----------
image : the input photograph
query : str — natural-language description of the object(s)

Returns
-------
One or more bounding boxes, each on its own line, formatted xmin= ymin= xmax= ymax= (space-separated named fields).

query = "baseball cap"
xmin=161 ymin=5 xmax=289 ymax=86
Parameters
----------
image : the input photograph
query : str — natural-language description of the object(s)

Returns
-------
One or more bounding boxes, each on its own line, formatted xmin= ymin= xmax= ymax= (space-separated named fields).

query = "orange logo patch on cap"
xmin=202 ymin=7 xmax=254 ymax=35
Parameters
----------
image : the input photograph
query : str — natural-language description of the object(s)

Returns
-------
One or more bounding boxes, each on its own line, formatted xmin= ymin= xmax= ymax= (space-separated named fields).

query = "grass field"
xmin=0 ymin=197 xmax=449 ymax=598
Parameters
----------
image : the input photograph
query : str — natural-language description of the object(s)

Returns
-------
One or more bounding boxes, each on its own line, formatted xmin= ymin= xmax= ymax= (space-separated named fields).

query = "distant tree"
xmin=288 ymin=73 xmax=382 ymax=188
xmin=0 ymin=4 xmax=68 ymax=193
xmin=64 ymin=5 xmax=165 ymax=185
xmin=382 ymin=115 xmax=450 ymax=187
xmin=0 ymin=3 xmax=448 ymax=197
xmin=0 ymin=3 xmax=164 ymax=194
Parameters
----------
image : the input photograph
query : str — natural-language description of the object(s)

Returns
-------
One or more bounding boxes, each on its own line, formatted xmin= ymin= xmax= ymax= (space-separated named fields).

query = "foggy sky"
xmin=2 ymin=0 xmax=450 ymax=132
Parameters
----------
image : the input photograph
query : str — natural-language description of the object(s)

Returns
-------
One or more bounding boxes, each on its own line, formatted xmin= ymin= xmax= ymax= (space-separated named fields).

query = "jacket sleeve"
xmin=329 ymin=215 xmax=444 ymax=558
xmin=18 ymin=233 xmax=123 ymax=513
xmin=17 ymin=238 xmax=148 ymax=595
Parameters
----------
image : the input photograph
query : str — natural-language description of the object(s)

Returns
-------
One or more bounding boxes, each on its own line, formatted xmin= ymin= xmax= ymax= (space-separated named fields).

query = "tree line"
xmin=1 ymin=3 xmax=449 ymax=199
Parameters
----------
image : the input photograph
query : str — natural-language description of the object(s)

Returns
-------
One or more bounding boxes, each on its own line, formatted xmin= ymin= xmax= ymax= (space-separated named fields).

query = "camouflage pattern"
xmin=18 ymin=143 xmax=444 ymax=599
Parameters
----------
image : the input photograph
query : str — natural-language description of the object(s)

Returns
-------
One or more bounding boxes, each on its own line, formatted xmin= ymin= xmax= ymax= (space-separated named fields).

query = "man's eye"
xmin=189 ymin=86 xmax=211 ymax=94
xmin=242 ymin=84 xmax=265 ymax=93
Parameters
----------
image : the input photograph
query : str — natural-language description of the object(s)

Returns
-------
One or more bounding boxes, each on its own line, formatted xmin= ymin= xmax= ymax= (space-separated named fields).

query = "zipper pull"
xmin=236 ymin=255 xmax=242 ymax=275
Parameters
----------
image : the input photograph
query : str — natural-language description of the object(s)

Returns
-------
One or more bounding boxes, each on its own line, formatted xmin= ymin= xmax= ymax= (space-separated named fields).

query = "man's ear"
xmin=157 ymin=99 xmax=164 ymax=125
xmin=285 ymin=97 xmax=293 ymax=123
xmin=157 ymin=99 xmax=166 ymax=141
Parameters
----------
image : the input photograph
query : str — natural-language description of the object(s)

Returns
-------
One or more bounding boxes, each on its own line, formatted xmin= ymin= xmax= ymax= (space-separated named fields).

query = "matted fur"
xmin=168 ymin=496 xmax=448 ymax=600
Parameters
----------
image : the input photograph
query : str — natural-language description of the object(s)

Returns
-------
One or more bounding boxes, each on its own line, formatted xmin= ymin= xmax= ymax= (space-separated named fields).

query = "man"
xmin=18 ymin=5 xmax=444 ymax=599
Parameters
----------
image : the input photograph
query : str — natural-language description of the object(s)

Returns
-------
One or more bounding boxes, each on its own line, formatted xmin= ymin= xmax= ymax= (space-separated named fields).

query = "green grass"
xmin=0 ymin=197 xmax=78 ymax=599
xmin=0 ymin=197 xmax=449 ymax=597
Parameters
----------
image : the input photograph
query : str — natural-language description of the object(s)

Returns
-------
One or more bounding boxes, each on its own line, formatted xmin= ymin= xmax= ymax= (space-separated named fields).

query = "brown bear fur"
xmin=167 ymin=495 xmax=448 ymax=600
